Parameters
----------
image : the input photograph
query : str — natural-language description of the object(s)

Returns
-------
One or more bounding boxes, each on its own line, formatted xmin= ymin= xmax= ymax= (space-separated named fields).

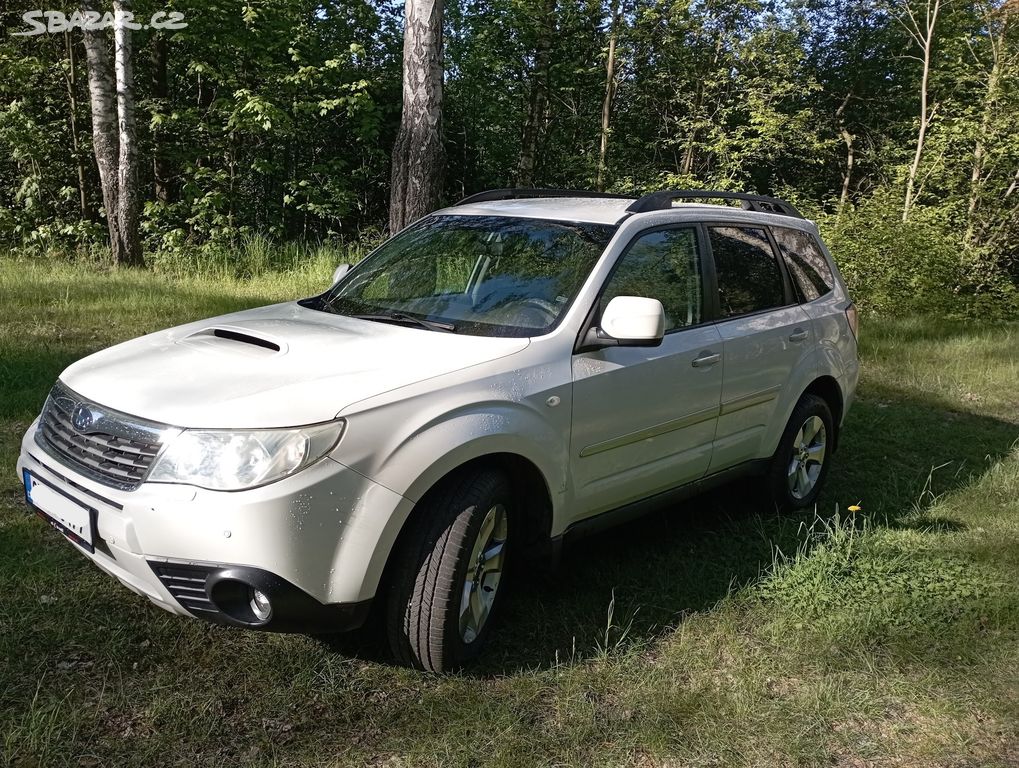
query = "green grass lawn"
xmin=1 ymin=259 xmax=1017 ymax=767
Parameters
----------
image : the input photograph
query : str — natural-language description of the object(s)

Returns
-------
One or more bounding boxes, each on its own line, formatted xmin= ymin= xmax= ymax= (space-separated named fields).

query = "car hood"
xmin=60 ymin=302 xmax=530 ymax=428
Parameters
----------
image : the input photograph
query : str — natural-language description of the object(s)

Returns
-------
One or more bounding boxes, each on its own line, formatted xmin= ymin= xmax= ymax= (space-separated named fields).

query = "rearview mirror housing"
xmin=578 ymin=296 xmax=666 ymax=352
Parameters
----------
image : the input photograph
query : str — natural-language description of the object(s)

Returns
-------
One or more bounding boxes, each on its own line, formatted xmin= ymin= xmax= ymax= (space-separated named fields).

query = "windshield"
xmin=306 ymin=215 xmax=617 ymax=337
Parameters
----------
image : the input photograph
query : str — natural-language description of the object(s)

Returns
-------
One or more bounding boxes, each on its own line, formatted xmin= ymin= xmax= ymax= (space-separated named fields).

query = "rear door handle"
xmin=692 ymin=351 xmax=720 ymax=368
xmin=788 ymin=328 xmax=809 ymax=342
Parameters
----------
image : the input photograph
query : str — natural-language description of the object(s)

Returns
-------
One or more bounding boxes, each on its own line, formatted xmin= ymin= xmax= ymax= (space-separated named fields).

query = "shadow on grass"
xmin=324 ymin=387 xmax=1018 ymax=675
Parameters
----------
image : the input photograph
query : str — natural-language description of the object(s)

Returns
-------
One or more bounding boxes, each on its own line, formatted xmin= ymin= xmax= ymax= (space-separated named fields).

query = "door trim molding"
xmin=579 ymin=405 xmax=719 ymax=458
xmin=719 ymin=385 xmax=781 ymax=416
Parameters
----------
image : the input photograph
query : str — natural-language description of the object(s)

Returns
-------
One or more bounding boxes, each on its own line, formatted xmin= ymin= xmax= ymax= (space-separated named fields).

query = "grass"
xmin=1 ymin=259 xmax=1017 ymax=767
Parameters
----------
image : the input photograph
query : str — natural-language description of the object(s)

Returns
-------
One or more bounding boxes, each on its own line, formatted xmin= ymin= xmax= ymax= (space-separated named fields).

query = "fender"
xmin=331 ymin=403 xmax=566 ymax=602
xmin=761 ymin=347 xmax=847 ymax=459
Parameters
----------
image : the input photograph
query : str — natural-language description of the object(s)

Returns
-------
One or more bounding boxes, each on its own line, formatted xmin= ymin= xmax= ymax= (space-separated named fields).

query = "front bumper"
xmin=17 ymin=420 xmax=409 ymax=632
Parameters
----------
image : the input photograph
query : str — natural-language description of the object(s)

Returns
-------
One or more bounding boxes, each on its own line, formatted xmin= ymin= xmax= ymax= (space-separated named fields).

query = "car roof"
xmin=438 ymin=196 xmax=634 ymax=225
xmin=436 ymin=196 xmax=817 ymax=234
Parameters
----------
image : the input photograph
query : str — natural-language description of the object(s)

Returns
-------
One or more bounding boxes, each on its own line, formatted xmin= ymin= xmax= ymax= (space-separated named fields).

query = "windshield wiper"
xmin=349 ymin=312 xmax=457 ymax=333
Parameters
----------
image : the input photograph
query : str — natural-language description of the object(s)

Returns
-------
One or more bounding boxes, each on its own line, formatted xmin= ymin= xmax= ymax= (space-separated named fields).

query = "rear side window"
xmin=772 ymin=227 xmax=834 ymax=302
xmin=602 ymin=228 xmax=702 ymax=331
xmin=708 ymin=226 xmax=785 ymax=318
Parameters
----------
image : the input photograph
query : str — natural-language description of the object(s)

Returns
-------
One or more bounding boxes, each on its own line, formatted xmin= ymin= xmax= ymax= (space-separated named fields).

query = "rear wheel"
xmin=768 ymin=394 xmax=834 ymax=511
xmin=386 ymin=468 xmax=512 ymax=672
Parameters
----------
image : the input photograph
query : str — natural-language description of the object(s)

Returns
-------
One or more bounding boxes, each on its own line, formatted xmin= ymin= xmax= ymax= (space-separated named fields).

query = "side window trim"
xmin=763 ymin=225 xmax=798 ymax=306
xmin=702 ymin=220 xmax=800 ymax=322
xmin=698 ymin=221 xmax=721 ymax=322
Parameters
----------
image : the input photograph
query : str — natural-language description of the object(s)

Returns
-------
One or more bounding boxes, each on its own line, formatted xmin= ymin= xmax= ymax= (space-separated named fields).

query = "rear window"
xmin=772 ymin=227 xmax=834 ymax=302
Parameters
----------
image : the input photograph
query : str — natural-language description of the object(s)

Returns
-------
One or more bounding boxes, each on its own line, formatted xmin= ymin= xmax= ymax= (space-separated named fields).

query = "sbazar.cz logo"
xmin=12 ymin=9 xmax=187 ymax=36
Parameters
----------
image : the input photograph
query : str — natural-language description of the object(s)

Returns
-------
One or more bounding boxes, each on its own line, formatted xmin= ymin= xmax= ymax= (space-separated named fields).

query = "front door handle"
xmin=788 ymin=328 xmax=809 ymax=342
xmin=692 ymin=351 xmax=721 ymax=368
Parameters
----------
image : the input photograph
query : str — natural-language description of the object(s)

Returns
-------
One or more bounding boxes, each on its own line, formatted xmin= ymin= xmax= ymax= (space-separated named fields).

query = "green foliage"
xmin=814 ymin=190 xmax=1019 ymax=318
xmin=0 ymin=0 xmax=1017 ymax=312
xmin=818 ymin=192 xmax=965 ymax=315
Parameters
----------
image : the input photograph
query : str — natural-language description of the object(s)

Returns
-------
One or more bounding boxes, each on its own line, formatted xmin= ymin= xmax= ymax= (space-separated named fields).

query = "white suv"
xmin=18 ymin=189 xmax=859 ymax=671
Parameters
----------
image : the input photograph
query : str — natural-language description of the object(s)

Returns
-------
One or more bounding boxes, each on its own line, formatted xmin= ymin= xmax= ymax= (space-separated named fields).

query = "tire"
xmin=386 ymin=468 xmax=512 ymax=672
xmin=767 ymin=394 xmax=834 ymax=511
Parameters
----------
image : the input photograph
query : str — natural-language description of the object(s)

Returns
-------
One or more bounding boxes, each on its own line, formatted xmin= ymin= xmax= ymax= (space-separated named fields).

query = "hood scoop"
xmin=179 ymin=326 xmax=286 ymax=357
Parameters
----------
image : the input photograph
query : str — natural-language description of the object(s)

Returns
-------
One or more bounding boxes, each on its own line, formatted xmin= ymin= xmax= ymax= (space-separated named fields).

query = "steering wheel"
xmin=507 ymin=298 xmax=558 ymax=327
xmin=482 ymin=297 xmax=558 ymax=329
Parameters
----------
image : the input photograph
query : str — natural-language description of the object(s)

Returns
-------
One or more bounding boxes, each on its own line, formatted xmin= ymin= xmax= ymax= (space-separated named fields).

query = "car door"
xmin=569 ymin=226 xmax=724 ymax=520
xmin=705 ymin=223 xmax=815 ymax=473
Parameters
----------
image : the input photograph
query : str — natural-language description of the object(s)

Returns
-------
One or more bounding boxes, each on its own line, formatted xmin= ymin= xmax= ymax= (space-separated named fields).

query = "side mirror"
xmin=331 ymin=263 xmax=351 ymax=285
xmin=579 ymin=296 xmax=666 ymax=351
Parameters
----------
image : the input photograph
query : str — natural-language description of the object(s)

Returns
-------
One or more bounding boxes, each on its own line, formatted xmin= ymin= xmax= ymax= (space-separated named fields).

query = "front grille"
xmin=149 ymin=561 xmax=220 ymax=616
xmin=35 ymin=383 xmax=167 ymax=491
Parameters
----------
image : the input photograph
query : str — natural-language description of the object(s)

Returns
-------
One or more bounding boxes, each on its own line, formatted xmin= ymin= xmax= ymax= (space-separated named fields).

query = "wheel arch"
xmin=365 ymin=449 xmax=557 ymax=606
xmin=801 ymin=375 xmax=844 ymax=451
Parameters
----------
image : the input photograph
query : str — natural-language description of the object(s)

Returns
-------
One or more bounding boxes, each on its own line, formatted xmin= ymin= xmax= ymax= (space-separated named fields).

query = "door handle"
xmin=692 ymin=351 xmax=720 ymax=368
xmin=788 ymin=328 xmax=809 ymax=342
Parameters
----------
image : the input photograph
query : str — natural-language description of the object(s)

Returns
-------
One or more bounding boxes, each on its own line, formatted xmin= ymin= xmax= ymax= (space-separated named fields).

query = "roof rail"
xmin=455 ymin=188 xmax=634 ymax=206
xmin=626 ymin=190 xmax=804 ymax=218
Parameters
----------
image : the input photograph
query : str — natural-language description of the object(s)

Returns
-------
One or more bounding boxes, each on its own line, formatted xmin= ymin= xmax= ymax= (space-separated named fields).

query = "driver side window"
xmin=601 ymin=228 xmax=702 ymax=332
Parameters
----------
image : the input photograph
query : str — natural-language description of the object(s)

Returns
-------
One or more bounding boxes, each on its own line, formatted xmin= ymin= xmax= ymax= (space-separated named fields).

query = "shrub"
xmin=816 ymin=191 xmax=965 ymax=316
xmin=813 ymin=189 xmax=1019 ymax=318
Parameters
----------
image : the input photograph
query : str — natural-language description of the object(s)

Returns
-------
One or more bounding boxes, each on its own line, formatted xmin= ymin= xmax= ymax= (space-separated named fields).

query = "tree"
xmin=80 ymin=0 xmax=143 ymax=265
xmin=898 ymin=0 xmax=944 ymax=221
xmin=517 ymin=0 xmax=556 ymax=186
xmin=965 ymin=0 xmax=1017 ymax=243
xmin=389 ymin=0 xmax=445 ymax=233
xmin=596 ymin=0 xmax=622 ymax=191
xmin=113 ymin=0 xmax=142 ymax=264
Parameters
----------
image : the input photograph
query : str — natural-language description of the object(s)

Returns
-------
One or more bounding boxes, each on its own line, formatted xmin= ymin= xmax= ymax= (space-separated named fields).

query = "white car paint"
xmin=17 ymin=195 xmax=859 ymax=631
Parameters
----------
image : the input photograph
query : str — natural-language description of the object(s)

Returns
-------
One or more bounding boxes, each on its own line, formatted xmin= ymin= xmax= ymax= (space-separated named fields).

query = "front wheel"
xmin=386 ymin=468 xmax=512 ymax=672
xmin=767 ymin=394 xmax=834 ymax=511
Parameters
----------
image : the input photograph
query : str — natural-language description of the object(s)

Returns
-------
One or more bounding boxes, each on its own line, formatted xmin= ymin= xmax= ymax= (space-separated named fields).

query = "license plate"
xmin=23 ymin=470 xmax=97 ymax=553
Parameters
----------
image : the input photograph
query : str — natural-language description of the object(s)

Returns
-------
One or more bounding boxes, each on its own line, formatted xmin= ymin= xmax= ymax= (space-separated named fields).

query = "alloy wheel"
xmin=787 ymin=415 xmax=827 ymax=500
xmin=459 ymin=503 xmax=508 ymax=644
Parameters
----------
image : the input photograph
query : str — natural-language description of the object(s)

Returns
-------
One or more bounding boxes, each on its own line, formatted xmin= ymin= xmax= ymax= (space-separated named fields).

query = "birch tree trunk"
xmin=113 ymin=0 xmax=144 ymax=265
xmin=81 ymin=6 xmax=123 ymax=260
xmin=596 ymin=0 xmax=622 ymax=192
xmin=901 ymin=0 xmax=942 ymax=222
xmin=389 ymin=0 xmax=444 ymax=233
xmin=517 ymin=0 xmax=555 ymax=187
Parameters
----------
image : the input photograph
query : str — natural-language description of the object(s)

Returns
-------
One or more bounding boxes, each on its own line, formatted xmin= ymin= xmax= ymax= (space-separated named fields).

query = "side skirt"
xmin=557 ymin=458 xmax=770 ymax=547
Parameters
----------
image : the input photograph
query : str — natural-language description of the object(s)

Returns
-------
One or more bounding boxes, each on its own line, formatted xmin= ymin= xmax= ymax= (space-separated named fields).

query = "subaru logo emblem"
xmin=71 ymin=404 xmax=94 ymax=432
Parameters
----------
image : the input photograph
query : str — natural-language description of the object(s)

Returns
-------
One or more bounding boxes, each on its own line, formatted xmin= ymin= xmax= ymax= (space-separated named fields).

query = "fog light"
xmin=249 ymin=588 xmax=272 ymax=621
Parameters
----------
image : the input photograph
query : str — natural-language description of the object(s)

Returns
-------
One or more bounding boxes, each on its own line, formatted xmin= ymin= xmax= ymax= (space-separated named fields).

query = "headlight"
xmin=147 ymin=420 xmax=345 ymax=491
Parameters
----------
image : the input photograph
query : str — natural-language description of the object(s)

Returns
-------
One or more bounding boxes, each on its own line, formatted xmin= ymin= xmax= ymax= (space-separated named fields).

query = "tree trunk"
xmin=1006 ymin=165 xmax=1019 ymax=200
xmin=902 ymin=0 xmax=941 ymax=222
xmin=965 ymin=11 xmax=1011 ymax=245
xmin=680 ymin=33 xmax=723 ymax=177
xmin=596 ymin=0 xmax=622 ymax=192
xmin=64 ymin=31 xmax=90 ymax=219
xmin=113 ymin=0 xmax=144 ymax=265
xmin=835 ymin=90 xmax=854 ymax=213
xmin=517 ymin=0 xmax=555 ymax=187
xmin=389 ymin=0 xmax=445 ymax=233
xmin=81 ymin=6 xmax=123 ymax=260
xmin=151 ymin=33 xmax=174 ymax=204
